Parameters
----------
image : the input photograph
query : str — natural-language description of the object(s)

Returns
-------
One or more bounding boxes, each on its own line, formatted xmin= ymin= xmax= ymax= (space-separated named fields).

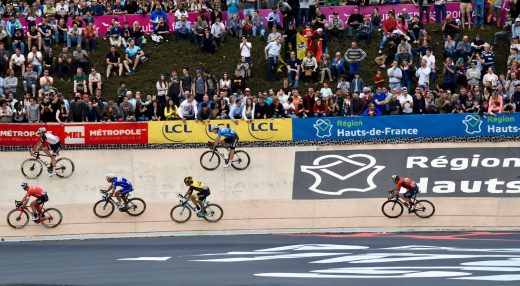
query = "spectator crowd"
xmin=1 ymin=0 xmax=520 ymax=124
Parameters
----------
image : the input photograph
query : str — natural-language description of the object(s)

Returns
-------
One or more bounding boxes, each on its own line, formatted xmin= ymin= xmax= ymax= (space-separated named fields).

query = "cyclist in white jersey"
xmin=31 ymin=127 xmax=61 ymax=177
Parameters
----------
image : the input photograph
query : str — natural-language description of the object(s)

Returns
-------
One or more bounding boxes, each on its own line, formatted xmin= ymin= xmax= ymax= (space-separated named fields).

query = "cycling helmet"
xmin=391 ymin=175 xmax=400 ymax=182
xmin=37 ymin=127 xmax=46 ymax=133
xmin=210 ymin=124 xmax=220 ymax=132
xmin=184 ymin=176 xmax=193 ymax=185
xmin=21 ymin=182 xmax=29 ymax=190
xmin=106 ymin=174 xmax=115 ymax=182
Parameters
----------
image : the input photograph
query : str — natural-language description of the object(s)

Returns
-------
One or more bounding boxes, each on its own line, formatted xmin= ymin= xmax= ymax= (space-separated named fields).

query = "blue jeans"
xmin=380 ymin=34 xmax=389 ymax=49
xmin=84 ymin=39 xmax=97 ymax=52
xmin=435 ymin=4 xmax=447 ymax=23
xmin=68 ymin=35 xmax=81 ymax=48
xmin=395 ymin=53 xmax=412 ymax=64
xmin=12 ymin=42 xmax=25 ymax=54
xmin=299 ymin=8 xmax=310 ymax=25
xmin=266 ymin=56 xmax=279 ymax=80
xmin=313 ymin=113 xmax=326 ymax=117
xmin=419 ymin=6 xmax=430 ymax=24
xmin=252 ymin=26 xmax=266 ymax=37
xmin=287 ymin=70 xmax=299 ymax=88
xmin=389 ymin=82 xmax=401 ymax=90
xmin=176 ymin=29 xmax=193 ymax=42
xmin=473 ymin=3 xmax=485 ymax=27
xmin=55 ymin=32 xmax=67 ymax=44
xmin=349 ymin=62 xmax=361 ymax=78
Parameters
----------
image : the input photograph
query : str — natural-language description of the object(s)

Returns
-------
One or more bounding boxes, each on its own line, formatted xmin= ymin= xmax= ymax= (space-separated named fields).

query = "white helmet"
xmin=106 ymin=174 xmax=115 ymax=182
xmin=37 ymin=127 xmax=46 ymax=133
xmin=210 ymin=124 xmax=220 ymax=132
xmin=391 ymin=175 xmax=400 ymax=182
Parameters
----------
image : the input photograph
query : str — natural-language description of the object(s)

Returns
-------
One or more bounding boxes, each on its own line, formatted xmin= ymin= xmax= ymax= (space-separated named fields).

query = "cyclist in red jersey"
xmin=391 ymin=175 xmax=420 ymax=210
xmin=19 ymin=182 xmax=49 ymax=220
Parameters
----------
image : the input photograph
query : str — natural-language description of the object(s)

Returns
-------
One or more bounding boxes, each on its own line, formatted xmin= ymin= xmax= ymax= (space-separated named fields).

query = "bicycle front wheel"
xmin=231 ymin=150 xmax=250 ymax=170
xmin=126 ymin=198 xmax=146 ymax=216
xmin=21 ymin=159 xmax=43 ymax=179
xmin=93 ymin=200 xmax=115 ymax=218
xmin=170 ymin=204 xmax=192 ymax=223
xmin=41 ymin=208 xmax=63 ymax=228
xmin=203 ymin=203 xmax=224 ymax=222
xmin=414 ymin=200 xmax=435 ymax=218
xmin=7 ymin=209 xmax=30 ymax=229
xmin=382 ymin=200 xmax=404 ymax=218
xmin=200 ymin=150 xmax=221 ymax=171
xmin=55 ymin=158 xmax=75 ymax=178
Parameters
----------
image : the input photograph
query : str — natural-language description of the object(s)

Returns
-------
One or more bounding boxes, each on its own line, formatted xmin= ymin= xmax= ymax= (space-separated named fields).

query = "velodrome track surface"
xmin=1 ymin=142 xmax=520 ymax=241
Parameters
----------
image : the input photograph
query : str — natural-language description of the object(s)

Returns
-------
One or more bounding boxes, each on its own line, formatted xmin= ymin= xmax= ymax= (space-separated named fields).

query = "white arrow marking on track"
xmin=117 ymin=257 xmax=171 ymax=261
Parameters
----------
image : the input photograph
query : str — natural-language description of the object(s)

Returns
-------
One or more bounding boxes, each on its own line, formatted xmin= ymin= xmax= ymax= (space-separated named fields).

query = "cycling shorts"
xmin=119 ymin=184 xmax=134 ymax=196
xmin=224 ymin=136 xmax=239 ymax=149
xmin=403 ymin=186 xmax=419 ymax=199
xmin=35 ymin=193 xmax=49 ymax=206
xmin=193 ymin=189 xmax=210 ymax=202
xmin=49 ymin=142 xmax=61 ymax=156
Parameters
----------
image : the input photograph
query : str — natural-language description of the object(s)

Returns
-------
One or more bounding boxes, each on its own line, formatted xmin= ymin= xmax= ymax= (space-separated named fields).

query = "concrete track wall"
xmin=1 ymin=142 xmax=519 ymax=241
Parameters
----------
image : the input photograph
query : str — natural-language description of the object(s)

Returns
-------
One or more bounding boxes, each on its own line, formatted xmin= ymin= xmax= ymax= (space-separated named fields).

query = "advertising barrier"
xmin=293 ymin=147 xmax=520 ymax=199
xmin=148 ymin=119 xmax=292 ymax=144
xmin=0 ymin=122 xmax=148 ymax=146
xmin=292 ymin=114 xmax=520 ymax=141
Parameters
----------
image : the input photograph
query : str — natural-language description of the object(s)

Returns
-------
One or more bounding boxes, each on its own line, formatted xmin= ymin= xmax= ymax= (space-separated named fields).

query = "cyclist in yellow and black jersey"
xmin=183 ymin=176 xmax=211 ymax=214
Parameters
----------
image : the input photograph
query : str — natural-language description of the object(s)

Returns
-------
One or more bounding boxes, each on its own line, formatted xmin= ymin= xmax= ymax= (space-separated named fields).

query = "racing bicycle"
xmin=21 ymin=150 xmax=75 ymax=179
xmin=170 ymin=194 xmax=223 ymax=223
xmin=7 ymin=200 xmax=63 ymax=229
xmin=382 ymin=189 xmax=435 ymax=218
xmin=93 ymin=190 xmax=147 ymax=218
xmin=200 ymin=143 xmax=250 ymax=170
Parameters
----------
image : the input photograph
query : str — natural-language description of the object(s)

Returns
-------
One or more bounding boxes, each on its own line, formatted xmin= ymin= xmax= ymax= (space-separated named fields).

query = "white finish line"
xmin=118 ymin=257 xmax=171 ymax=261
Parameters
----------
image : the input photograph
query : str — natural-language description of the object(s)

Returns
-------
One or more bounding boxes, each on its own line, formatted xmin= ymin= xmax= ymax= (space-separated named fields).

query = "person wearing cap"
xmin=328 ymin=11 xmax=345 ymax=43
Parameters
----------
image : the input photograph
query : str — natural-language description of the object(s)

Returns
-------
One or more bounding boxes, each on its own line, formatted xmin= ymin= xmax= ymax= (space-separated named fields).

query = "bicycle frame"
xmin=14 ymin=201 xmax=50 ymax=223
xmin=389 ymin=190 xmax=418 ymax=207
xmin=178 ymin=195 xmax=208 ymax=214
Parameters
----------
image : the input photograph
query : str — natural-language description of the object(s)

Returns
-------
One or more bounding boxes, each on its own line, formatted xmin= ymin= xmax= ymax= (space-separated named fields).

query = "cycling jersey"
xmin=396 ymin=177 xmax=419 ymax=198
xmin=26 ymin=186 xmax=44 ymax=198
xmin=113 ymin=177 xmax=133 ymax=195
xmin=40 ymin=133 xmax=60 ymax=145
xmin=217 ymin=128 xmax=238 ymax=139
xmin=188 ymin=181 xmax=210 ymax=201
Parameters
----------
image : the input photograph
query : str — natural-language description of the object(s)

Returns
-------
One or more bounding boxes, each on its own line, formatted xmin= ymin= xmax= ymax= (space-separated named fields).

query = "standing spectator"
xmin=88 ymin=68 xmax=102 ymax=95
xmin=483 ymin=67 xmax=499 ymax=87
xmin=123 ymin=39 xmax=144 ymax=74
xmin=193 ymin=70 xmax=208 ymax=103
xmin=264 ymin=36 xmax=282 ymax=81
xmin=226 ymin=0 xmax=240 ymax=21
xmin=460 ymin=0 xmax=472 ymax=29
xmin=413 ymin=0 xmax=431 ymax=25
xmin=178 ymin=94 xmax=198 ymax=120
xmin=219 ymin=72 xmax=231 ymax=95
xmin=344 ymin=41 xmax=367 ymax=79
xmin=416 ymin=59 xmax=431 ymax=88
xmin=27 ymin=97 xmax=40 ymax=123
xmin=240 ymin=36 xmax=252 ymax=73
xmin=479 ymin=44 xmax=495 ymax=73
xmin=387 ymin=60 xmax=402 ymax=90
xmin=119 ymin=96 xmax=135 ymax=122
xmin=180 ymin=68 xmax=193 ymax=94
xmin=473 ymin=0 xmax=485 ymax=29
xmin=399 ymin=88 xmax=414 ymax=115
xmin=231 ymin=69 xmax=246 ymax=93
xmin=434 ymin=0 xmax=447 ymax=24
xmin=0 ymin=99 xmax=12 ymax=123
xmin=441 ymin=58 xmax=457 ymax=93
xmin=488 ymin=0 xmax=504 ymax=27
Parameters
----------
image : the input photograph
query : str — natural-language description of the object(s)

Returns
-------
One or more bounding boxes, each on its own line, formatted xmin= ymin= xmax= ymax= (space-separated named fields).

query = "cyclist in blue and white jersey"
xmin=210 ymin=124 xmax=239 ymax=168
xmin=105 ymin=174 xmax=134 ymax=209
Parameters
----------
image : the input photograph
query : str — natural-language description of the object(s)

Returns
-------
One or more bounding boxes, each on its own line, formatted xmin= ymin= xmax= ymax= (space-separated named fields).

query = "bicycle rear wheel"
xmin=414 ymin=200 xmax=435 ymax=218
xmin=381 ymin=200 xmax=404 ymax=218
xmin=170 ymin=204 xmax=192 ymax=223
xmin=231 ymin=150 xmax=250 ymax=170
xmin=21 ymin=159 xmax=43 ymax=179
xmin=200 ymin=150 xmax=221 ymax=170
xmin=55 ymin=158 xmax=75 ymax=178
xmin=125 ymin=198 xmax=146 ymax=216
xmin=93 ymin=200 xmax=115 ymax=218
xmin=203 ymin=203 xmax=224 ymax=222
xmin=7 ymin=209 xmax=30 ymax=229
xmin=41 ymin=208 xmax=63 ymax=228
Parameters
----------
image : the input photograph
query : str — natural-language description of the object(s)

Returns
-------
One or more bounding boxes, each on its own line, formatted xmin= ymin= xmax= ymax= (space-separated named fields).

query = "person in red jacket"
xmin=19 ymin=182 xmax=49 ymax=221
xmin=313 ymin=99 xmax=328 ymax=117
xmin=379 ymin=14 xmax=397 ymax=54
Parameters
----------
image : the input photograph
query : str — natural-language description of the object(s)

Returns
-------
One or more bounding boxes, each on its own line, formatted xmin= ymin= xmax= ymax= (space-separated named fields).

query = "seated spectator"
xmin=237 ymin=56 xmax=250 ymax=78
xmin=39 ymin=69 xmax=54 ymax=88
xmin=55 ymin=18 xmax=68 ymax=45
xmin=301 ymin=51 xmax=318 ymax=84
xmin=108 ymin=21 xmax=123 ymax=47
xmin=88 ymin=68 xmax=102 ymax=95
xmin=106 ymin=46 xmax=123 ymax=78
xmin=146 ymin=100 xmax=164 ymax=121
xmin=9 ymin=48 xmax=25 ymax=76
xmin=441 ymin=15 xmax=460 ymax=42
xmin=119 ymin=95 xmax=136 ymax=121
xmin=0 ymin=99 xmax=12 ymax=123
xmin=444 ymin=35 xmax=457 ymax=60
xmin=269 ymin=97 xmax=285 ymax=118
xmin=211 ymin=17 xmax=226 ymax=46
xmin=83 ymin=22 xmax=98 ymax=52
xmin=150 ymin=6 xmax=168 ymax=28
xmin=456 ymin=35 xmax=472 ymax=63
xmin=111 ymin=0 xmax=127 ymax=15
xmin=43 ymin=49 xmax=55 ymax=74
xmin=23 ymin=65 xmax=38 ymax=96
xmin=228 ymin=14 xmax=243 ymax=38
xmin=57 ymin=46 xmax=73 ymax=80
xmin=164 ymin=99 xmax=179 ymax=120
xmin=152 ymin=17 xmax=171 ymax=45
xmin=356 ymin=17 xmax=372 ymax=45
xmin=319 ymin=54 xmax=332 ymax=83
xmin=73 ymin=67 xmax=87 ymax=93
xmin=123 ymin=39 xmax=145 ymax=75
xmin=483 ymin=67 xmax=499 ymax=87
xmin=347 ymin=8 xmax=363 ymax=38
xmin=37 ymin=17 xmax=53 ymax=51
xmin=201 ymin=28 xmax=217 ymax=53
xmin=68 ymin=22 xmax=83 ymax=48
xmin=252 ymin=10 xmax=266 ymax=40
xmin=409 ymin=15 xmax=423 ymax=44
xmin=363 ymin=102 xmax=382 ymax=116
xmin=328 ymin=11 xmax=345 ymax=43
xmin=73 ymin=44 xmax=89 ymax=71
xmin=175 ymin=15 xmax=194 ymax=42
xmin=313 ymin=99 xmax=328 ymax=117
xmin=471 ymin=34 xmax=487 ymax=54
xmin=11 ymin=28 xmax=25 ymax=54
xmin=4 ymin=69 xmax=17 ymax=96
xmin=193 ymin=15 xmax=208 ymax=45
xmin=131 ymin=21 xmax=144 ymax=48
xmin=267 ymin=8 xmax=281 ymax=30
xmin=27 ymin=24 xmax=42 ymax=51
xmin=379 ymin=14 xmax=397 ymax=54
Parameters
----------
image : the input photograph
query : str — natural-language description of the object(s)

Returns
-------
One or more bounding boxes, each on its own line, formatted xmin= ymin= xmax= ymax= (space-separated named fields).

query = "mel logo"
xmin=64 ymin=126 xmax=85 ymax=144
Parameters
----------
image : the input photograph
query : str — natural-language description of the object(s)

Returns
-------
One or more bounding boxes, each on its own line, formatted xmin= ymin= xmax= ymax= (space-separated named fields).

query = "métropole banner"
xmin=0 ymin=122 xmax=148 ymax=146
xmin=292 ymin=148 xmax=520 ymax=200
xmin=147 ymin=119 xmax=292 ymax=144
xmin=292 ymin=114 xmax=520 ymax=141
